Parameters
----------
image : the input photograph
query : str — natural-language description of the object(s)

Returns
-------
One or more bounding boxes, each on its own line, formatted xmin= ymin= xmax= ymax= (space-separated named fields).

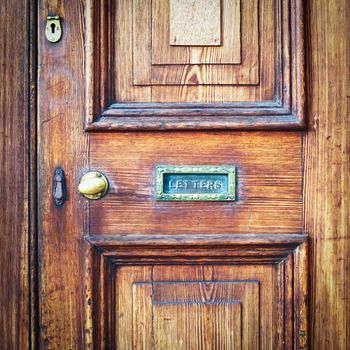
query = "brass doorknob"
xmin=78 ymin=171 xmax=109 ymax=200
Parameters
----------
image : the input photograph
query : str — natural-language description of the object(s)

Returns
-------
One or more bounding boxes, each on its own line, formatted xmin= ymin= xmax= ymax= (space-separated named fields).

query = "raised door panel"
xmin=85 ymin=0 xmax=305 ymax=130
xmin=85 ymin=236 xmax=308 ymax=349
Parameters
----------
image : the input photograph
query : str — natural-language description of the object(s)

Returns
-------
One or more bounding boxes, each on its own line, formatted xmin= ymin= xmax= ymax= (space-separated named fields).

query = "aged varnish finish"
xmin=89 ymin=132 xmax=302 ymax=235
xmin=303 ymin=0 xmax=350 ymax=348
xmin=1 ymin=0 xmax=349 ymax=349
xmin=0 ymin=1 xmax=34 ymax=349
xmin=39 ymin=0 xmax=308 ymax=348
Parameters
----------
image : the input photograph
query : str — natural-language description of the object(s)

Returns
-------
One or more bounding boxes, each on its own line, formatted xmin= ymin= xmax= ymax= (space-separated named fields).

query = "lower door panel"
xmin=85 ymin=235 xmax=308 ymax=349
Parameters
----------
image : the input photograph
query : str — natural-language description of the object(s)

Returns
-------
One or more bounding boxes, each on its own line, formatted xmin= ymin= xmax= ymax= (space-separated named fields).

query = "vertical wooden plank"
xmin=304 ymin=0 xmax=350 ymax=348
xmin=38 ymin=0 xmax=88 ymax=348
xmin=116 ymin=0 xmax=151 ymax=101
xmin=116 ymin=266 xmax=153 ymax=349
xmin=190 ymin=0 xmax=241 ymax=64
xmin=0 ymin=0 xmax=31 ymax=349
xmin=294 ymin=243 xmax=309 ymax=349
xmin=132 ymin=0 xmax=152 ymax=85
xmin=132 ymin=283 xmax=153 ymax=350
xmin=152 ymin=0 xmax=189 ymax=65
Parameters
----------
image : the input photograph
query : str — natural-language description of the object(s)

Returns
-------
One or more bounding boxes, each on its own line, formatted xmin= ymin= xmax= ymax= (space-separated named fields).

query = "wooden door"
xmin=38 ymin=0 xmax=308 ymax=348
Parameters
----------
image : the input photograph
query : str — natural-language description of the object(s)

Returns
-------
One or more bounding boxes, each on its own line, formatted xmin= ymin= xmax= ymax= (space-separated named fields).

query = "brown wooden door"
xmin=39 ymin=0 xmax=305 ymax=349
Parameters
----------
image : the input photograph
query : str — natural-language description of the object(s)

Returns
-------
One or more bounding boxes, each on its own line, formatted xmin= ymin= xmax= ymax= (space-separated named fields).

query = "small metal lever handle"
xmin=78 ymin=171 xmax=109 ymax=200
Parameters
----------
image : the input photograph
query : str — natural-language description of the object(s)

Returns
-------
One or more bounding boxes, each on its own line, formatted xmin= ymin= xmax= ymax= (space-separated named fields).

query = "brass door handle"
xmin=78 ymin=171 xmax=109 ymax=199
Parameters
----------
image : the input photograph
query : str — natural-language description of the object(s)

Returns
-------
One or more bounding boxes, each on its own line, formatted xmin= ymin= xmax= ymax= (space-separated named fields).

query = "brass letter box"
xmin=156 ymin=166 xmax=236 ymax=201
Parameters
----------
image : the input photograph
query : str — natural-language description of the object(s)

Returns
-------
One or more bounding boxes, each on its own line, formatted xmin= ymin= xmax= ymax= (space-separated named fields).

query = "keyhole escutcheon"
xmin=45 ymin=16 xmax=62 ymax=43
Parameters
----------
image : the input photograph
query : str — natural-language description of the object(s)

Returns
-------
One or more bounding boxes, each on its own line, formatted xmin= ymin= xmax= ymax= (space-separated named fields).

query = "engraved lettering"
xmin=215 ymin=181 xmax=222 ymax=189
xmin=169 ymin=179 xmax=225 ymax=191
xmin=157 ymin=166 xmax=236 ymax=201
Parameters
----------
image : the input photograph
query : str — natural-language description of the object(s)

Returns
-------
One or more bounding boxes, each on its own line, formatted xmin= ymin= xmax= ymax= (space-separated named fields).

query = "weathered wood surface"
xmin=156 ymin=0 xmax=240 ymax=64
xmin=169 ymin=0 xmax=222 ymax=46
xmin=0 ymin=1 xmax=32 ymax=349
xmin=132 ymin=0 xmax=258 ymax=86
xmin=303 ymin=0 xmax=350 ymax=348
xmin=38 ymin=0 xmax=89 ymax=348
xmin=34 ymin=0 xmax=349 ymax=349
xmin=85 ymin=251 xmax=306 ymax=349
xmin=90 ymin=132 xmax=303 ymax=235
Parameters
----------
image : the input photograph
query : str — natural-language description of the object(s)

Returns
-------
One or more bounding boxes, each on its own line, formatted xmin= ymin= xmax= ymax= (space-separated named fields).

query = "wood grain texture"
xmin=134 ymin=0 xmax=258 ymax=85
xmin=152 ymin=295 xmax=242 ymax=349
xmin=133 ymin=281 xmax=244 ymax=349
xmin=304 ymin=0 xmax=350 ymax=348
xmin=169 ymin=0 xmax=221 ymax=46
xmin=0 ymin=1 xmax=31 ymax=349
xmin=153 ymin=303 xmax=241 ymax=349
xmin=153 ymin=0 xmax=240 ymax=64
xmin=90 ymin=132 xmax=303 ymax=235
xmin=38 ymin=0 xmax=89 ymax=348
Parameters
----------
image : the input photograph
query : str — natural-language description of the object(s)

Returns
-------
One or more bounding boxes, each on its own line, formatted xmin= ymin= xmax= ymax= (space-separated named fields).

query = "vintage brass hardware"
xmin=45 ymin=16 xmax=62 ymax=43
xmin=156 ymin=165 xmax=236 ymax=201
xmin=78 ymin=171 xmax=109 ymax=200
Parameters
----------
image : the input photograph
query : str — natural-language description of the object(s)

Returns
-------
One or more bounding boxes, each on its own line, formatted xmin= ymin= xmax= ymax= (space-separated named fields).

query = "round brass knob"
xmin=78 ymin=171 xmax=109 ymax=200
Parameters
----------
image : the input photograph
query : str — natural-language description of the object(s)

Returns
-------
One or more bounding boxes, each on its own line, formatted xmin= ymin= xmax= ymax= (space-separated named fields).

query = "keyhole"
xmin=46 ymin=17 xmax=61 ymax=42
